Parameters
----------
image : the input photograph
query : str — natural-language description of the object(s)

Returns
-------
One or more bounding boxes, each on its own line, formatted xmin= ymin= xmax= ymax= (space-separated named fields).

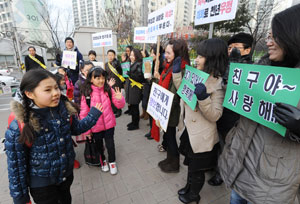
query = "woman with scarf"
xmin=151 ymin=39 xmax=190 ymax=173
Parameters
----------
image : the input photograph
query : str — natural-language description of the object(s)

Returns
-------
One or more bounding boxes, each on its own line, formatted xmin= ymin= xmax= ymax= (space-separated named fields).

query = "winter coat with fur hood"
xmin=5 ymin=99 xmax=102 ymax=204
xmin=80 ymin=85 xmax=125 ymax=134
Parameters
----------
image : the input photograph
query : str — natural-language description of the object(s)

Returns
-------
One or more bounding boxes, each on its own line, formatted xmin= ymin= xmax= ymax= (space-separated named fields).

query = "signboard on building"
xmin=194 ymin=0 xmax=238 ymax=26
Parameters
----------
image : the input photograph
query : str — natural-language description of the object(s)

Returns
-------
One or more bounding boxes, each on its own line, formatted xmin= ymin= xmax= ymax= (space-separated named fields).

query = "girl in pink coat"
xmin=80 ymin=67 xmax=125 ymax=175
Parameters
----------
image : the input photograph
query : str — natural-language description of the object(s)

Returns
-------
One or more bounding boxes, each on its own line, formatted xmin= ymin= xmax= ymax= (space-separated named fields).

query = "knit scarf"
xmin=151 ymin=59 xmax=188 ymax=142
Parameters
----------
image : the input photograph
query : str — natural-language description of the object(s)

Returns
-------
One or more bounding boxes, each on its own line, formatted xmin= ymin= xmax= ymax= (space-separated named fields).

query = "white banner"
xmin=92 ymin=30 xmax=113 ymax=48
xmin=147 ymin=2 xmax=175 ymax=37
xmin=61 ymin=51 xmax=77 ymax=70
xmin=146 ymin=83 xmax=174 ymax=132
xmin=134 ymin=27 xmax=157 ymax=43
xmin=194 ymin=0 xmax=238 ymax=26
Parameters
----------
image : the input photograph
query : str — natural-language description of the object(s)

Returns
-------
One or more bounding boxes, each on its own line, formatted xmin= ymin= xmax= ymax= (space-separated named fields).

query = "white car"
xmin=0 ymin=69 xmax=10 ymax=76
xmin=0 ymin=75 xmax=20 ymax=87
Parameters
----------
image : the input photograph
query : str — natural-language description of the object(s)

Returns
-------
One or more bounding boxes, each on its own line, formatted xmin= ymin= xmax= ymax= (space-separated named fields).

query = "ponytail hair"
xmin=19 ymin=69 xmax=57 ymax=144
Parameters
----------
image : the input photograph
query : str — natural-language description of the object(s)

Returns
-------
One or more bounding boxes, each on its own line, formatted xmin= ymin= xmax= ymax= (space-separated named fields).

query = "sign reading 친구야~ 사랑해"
xmin=224 ymin=63 xmax=300 ymax=136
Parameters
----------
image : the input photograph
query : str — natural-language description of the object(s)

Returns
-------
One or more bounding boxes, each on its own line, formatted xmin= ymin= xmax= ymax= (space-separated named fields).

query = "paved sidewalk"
xmin=0 ymin=107 xmax=231 ymax=204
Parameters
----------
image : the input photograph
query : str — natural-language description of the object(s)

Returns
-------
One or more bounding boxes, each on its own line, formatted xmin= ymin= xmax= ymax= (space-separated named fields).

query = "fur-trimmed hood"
xmin=10 ymin=100 xmax=78 ymax=132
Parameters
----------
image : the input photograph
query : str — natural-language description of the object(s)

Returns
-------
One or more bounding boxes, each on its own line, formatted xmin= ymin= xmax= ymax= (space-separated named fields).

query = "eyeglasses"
xmin=265 ymin=35 xmax=274 ymax=43
xmin=228 ymin=46 xmax=244 ymax=51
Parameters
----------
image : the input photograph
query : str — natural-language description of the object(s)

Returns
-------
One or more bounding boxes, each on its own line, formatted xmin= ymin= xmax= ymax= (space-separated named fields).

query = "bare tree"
xmin=31 ymin=1 xmax=74 ymax=55
xmin=245 ymin=0 xmax=279 ymax=54
xmin=98 ymin=0 xmax=139 ymax=48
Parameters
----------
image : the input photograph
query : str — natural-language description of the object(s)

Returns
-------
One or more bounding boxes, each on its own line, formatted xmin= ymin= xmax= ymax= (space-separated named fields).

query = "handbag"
xmin=84 ymin=136 xmax=102 ymax=166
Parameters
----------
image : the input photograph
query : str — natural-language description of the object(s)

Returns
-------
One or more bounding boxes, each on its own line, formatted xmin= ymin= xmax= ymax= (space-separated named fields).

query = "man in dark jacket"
xmin=56 ymin=37 xmax=83 ymax=85
xmin=208 ymin=32 xmax=254 ymax=186
xmin=105 ymin=49 xmax=123 ymax=118
xmin=25 ymin=46 xmax=46 ymax=72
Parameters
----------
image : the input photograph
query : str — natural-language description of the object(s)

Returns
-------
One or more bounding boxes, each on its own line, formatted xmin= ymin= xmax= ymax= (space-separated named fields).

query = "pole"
xmin=102 ymin=47 xmax=105 ymax=70
xmin=9 ymin=0 xmax=22 ymax=70
xmin=154 ymin=36 xmax=160 ymax=73
xmin=143 ymin=43 xmax=146 ymax=53
xmin=208 ymin=23 xmax=214 ymax=39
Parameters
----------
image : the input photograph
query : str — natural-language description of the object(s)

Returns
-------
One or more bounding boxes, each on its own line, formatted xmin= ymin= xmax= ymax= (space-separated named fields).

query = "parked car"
xmin=0 ymin=69 xmax=10 ymax=76
xmin=0 ymin=75 xmax=20 ymax=87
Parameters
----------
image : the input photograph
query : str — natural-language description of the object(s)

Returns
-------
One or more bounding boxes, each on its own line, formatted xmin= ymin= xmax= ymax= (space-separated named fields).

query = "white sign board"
xmin=194 ymin=0 xmax=238 ymax=26
xmin=92 ymin=61 xmax=104 ymax=68
xmin=134 ymin=27 xmax=157 ymax=43
xmin=146 ymin=83 xmax=174 ymax=132
xmin=147 ymin=2 xmax=175 ymax=37
xmin=61 ymin=51 xmax=77 ymax=70
xmin=2 ymin=85 xmax=11 ymax=94
xmin=92 ymin=30 xmax=113 ymax=48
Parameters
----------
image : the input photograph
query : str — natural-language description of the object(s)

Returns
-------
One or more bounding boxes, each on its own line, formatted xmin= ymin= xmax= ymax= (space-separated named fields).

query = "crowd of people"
xmin=4 ymin=4 xmax=300 ymax=204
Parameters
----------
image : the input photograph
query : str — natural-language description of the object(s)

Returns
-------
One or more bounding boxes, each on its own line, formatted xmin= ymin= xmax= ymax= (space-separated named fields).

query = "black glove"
xmin=194 ymin=83 xmax=210 ymax=100
xmin=274 ymin=102 xmax=300 ymax=138
xmin=173 ymin=56 xmax=182 ymax=73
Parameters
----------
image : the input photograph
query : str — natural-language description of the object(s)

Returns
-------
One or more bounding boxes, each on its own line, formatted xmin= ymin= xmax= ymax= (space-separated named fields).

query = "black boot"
xmin=159 ymin=151 xmax=179 ymax=173
xmin=178 ymin=171 xmax=204 ymax=204
xmin=208 ymin=171 xmax=223 ymax=186
xmin=178 ymin=172 xmax=191 ymax=195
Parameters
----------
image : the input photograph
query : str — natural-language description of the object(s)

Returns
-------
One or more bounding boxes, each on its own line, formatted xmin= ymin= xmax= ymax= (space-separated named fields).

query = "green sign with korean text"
xmin=177 ymin=65 xmax=209 ymax=110
xmin=142 ymin=57 xmax=153 ymax=74
xmin=121 ymin=62 xmax=130 ymax=78
xmin=224 ymin=63 xmax=300 ymax=136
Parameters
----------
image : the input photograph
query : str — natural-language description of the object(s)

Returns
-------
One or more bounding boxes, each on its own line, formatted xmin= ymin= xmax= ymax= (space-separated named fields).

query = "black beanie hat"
xmin=65 ymin=37 xmax=74 ymax=44
xmin=228 ymin=33 xmax=253 ymax=47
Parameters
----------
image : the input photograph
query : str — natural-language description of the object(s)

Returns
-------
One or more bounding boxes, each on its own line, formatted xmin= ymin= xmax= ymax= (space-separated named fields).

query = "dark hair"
xmin=81 ymin=61 xmax=94 ymax=70
xmin=126 ymin=45 xmax=133 ymax=51
xmin=167 ymin=39 xmax=190 ymax=64
xmin=57 ymin=67 xmax=66 ymax=74
xmin=19 ymin=69 xmax=59 ymax=144
xmin=55 ymin=73 xmax=65 ymax=89
xmin=150 ymin=44 xmax=164 ymax=56
xmin=131 ymin=48 xmax=143 ymax=63
xmin=28 ymin=46 xmax=36 ymax=51
xmin=107 ymin=49 xmax=116 ymax=55
xmin=88 ymin=50 xmax=97 ymax=57
xmin=80 ymin=67 xmax=112 ymax=101
xmin=272 ymin=4 xmax=300 ymax=67
xmin=141 ymin=49 xmax=149 ymax=57
xmin=65 ymin=37 xmax=74 ymax=44
xmin=197 ymin=38 xmax=229 ymax=78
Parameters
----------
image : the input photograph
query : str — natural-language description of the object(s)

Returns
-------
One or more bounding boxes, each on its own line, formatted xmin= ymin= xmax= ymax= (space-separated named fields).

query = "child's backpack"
xmin=7 ymin=112 xmax=73 ymax=148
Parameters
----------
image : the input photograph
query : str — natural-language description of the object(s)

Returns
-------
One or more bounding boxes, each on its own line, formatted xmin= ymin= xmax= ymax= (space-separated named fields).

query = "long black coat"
xmin=105 ymin=59 xmax=123 ymax=89
xmin=125 ymin=61 xmax=144 ymax=105
xmin=25 ymin=54 xmax=45 ymax=72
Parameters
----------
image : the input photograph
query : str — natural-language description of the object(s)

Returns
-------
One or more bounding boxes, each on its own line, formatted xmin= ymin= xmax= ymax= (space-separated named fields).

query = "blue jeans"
xmin=230 ymin=190 xmax=251 ymax=204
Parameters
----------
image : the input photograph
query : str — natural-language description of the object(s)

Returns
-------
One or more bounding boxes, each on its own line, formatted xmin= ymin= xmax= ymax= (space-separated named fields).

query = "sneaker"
xmin=101 ymin=160 xmax=109 ymax=172
xmin=109 ymin=162 xmax=118 ymax=175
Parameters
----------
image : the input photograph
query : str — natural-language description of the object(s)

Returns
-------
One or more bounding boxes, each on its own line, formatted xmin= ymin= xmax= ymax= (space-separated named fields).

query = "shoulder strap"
xmin=8 ymin=112 xmax=24 ymax=133
xmin=86 ymin=96 xmax=91 ymax=108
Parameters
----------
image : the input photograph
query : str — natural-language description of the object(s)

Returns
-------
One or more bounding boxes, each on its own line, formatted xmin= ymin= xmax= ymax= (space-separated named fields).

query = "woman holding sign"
xmin=152 ymin=39 xmax=190 ymax=173
xmin=219 ymin=4 xmax=300 ymax=204
xmin=172 ymin=38 xmax=228 ymax=204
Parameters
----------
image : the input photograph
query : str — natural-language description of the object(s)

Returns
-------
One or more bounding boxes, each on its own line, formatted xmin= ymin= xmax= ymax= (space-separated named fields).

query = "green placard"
xmin=121 ymin=62 xmax=130 ymax=78
xmin=142 ymin=57 xmax=153 ymax=73
xmin=224 ymin=63 xmax=300 ymax=136
xmin=177 ymin=65 xmax=210 ymax=110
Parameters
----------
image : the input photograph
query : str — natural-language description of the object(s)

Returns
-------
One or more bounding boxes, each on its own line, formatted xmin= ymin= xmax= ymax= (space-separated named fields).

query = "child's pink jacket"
xmin=80 ymin=85 xmax=125 ymax=134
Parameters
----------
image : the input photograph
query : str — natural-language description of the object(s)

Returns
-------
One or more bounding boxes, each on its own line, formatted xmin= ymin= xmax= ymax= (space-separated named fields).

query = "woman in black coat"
xmin=125 ymin=48 xmax=145 ymax=130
